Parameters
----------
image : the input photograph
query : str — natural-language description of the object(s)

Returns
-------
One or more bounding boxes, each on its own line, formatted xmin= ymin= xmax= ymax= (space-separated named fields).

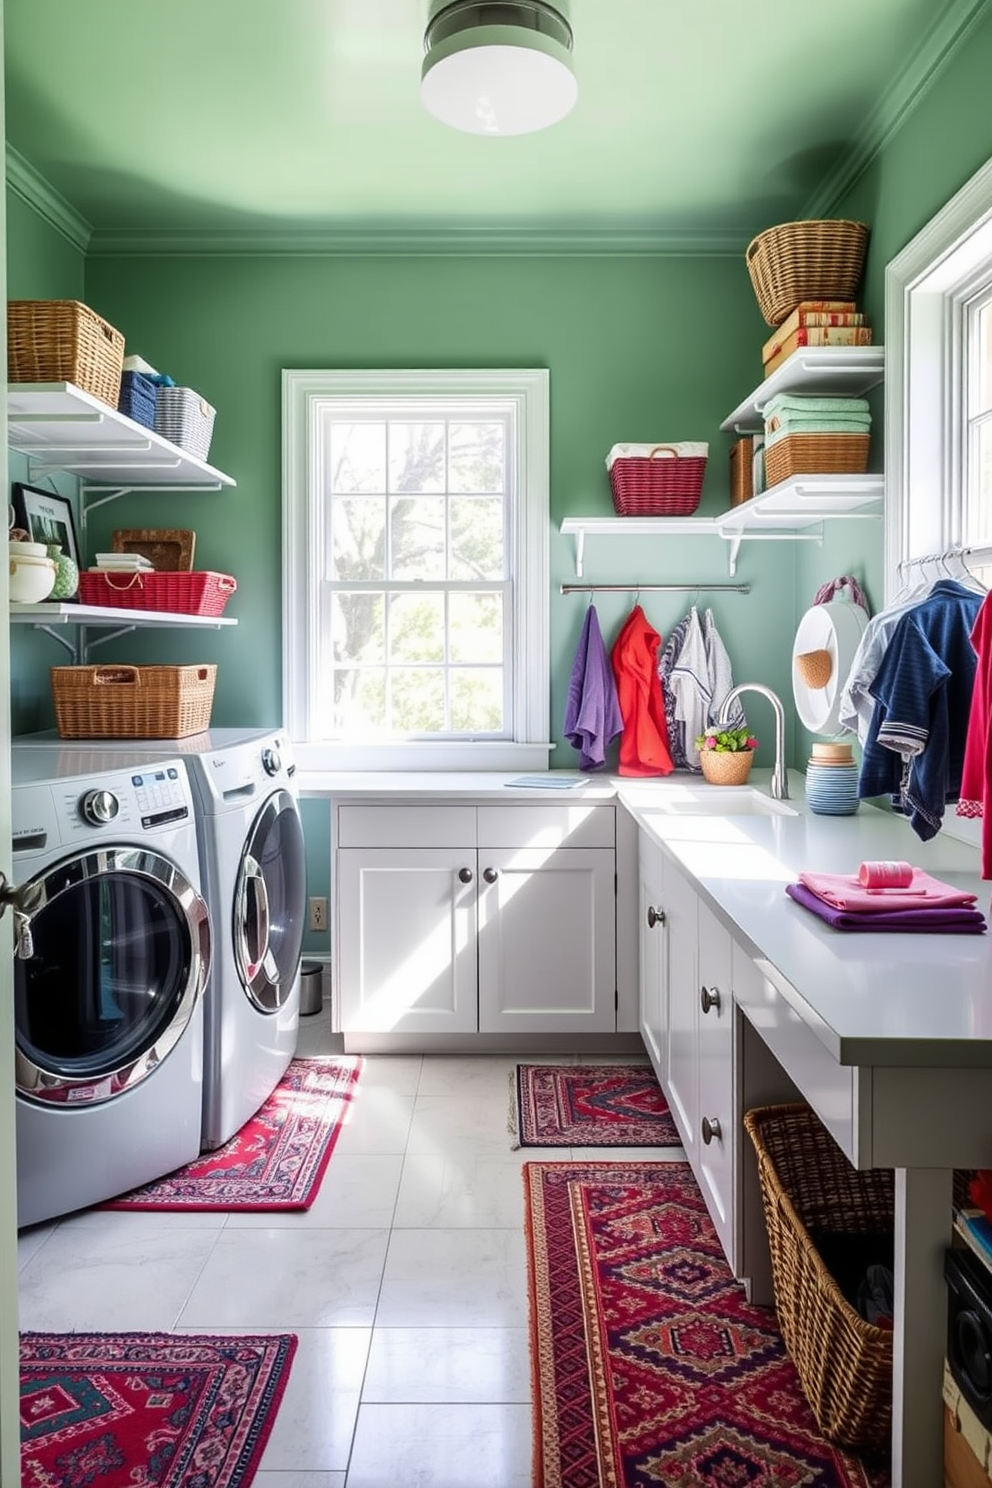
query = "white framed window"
xmin=886 ymin=153 xmax=992 ymax=595
xmin=282 ymin=369 xmax=551 ymax=771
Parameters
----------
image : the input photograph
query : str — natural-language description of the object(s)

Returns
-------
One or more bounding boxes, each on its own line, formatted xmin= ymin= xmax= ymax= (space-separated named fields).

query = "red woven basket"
xmin=78 ymin=570 xmax=237 ymax=617
xmin=609 ymin=445 xmax=707 ymax=516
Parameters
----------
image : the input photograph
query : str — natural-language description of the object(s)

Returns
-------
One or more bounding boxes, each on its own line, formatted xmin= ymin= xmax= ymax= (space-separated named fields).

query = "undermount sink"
xmin=638 ymin=787 xmax=798 ymax=817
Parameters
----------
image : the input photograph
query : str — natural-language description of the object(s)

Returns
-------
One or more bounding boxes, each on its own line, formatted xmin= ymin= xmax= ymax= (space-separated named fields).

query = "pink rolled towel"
xmin=799 ymin=868 xmax=977 ymax=913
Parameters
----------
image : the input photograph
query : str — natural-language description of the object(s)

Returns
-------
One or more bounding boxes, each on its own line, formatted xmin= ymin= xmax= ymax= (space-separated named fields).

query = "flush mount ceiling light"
xmin=421 ymin=0 xmax=577 ymax=137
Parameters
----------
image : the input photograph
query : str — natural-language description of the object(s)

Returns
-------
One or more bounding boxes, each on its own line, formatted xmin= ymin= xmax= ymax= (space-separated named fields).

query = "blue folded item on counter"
xmin=786 ymin=881 xmax=986 ymax=932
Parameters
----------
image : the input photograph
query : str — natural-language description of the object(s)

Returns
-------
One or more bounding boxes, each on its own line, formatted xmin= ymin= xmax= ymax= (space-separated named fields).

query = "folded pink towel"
xmin=858 ymin=860 xmax=913 ymax=889
xmin=798 ymin=868 xmax=978 ymax=913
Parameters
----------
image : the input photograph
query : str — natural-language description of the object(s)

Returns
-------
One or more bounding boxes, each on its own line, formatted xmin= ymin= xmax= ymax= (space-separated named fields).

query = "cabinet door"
xmin=638 ymin=832 xmax=668 ymax=1087
xmin=337 ymin=847 xmax=478 ymax=1034
xmin=696 ymin=900 xmax=736 ymax=1268
xmin=477 ymin=846 xmax=616 ymax=1033
xmin=663 ymin=861 xmax=698 ymax=1164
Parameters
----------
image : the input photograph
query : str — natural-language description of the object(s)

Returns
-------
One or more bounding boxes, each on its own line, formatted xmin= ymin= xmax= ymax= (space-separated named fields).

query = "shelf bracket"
xmin=573 ymin=527 xmax=587 ymax=579
xmin=82 ymin=625 xmax=138 ymax=662
xmin=33 ymin=625 xmax=79 ymax=660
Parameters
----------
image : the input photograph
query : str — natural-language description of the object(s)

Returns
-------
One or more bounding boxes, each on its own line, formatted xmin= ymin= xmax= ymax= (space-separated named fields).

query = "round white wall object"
xmin=791 ymin=600 xmax=869 ymax=737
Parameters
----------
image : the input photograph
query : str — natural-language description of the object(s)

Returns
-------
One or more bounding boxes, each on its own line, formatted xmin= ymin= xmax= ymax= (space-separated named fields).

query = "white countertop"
xmin=621 ymin=771 xmax=991 ymax=1069
xmin=297 ymin=770 xmax=619 ymax=801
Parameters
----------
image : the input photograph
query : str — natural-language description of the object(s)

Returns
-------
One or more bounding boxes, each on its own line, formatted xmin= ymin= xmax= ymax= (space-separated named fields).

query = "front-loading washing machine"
xmin=15 ymin=729 xmax=307 ymax=1150
xmin=10 ymin=751 xmax=211 ymax=1228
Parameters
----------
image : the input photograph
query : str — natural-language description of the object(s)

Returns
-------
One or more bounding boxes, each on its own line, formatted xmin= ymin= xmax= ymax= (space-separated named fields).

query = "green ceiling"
xmin=3 ymin=0 xmax=986 ymax=252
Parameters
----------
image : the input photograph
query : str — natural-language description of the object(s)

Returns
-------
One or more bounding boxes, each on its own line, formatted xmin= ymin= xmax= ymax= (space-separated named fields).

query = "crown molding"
xmin=803 ymin=0 xmax=990 ymax=218
xmin=85 ymin=224 xmax=749 ymax=258
xmin=5 ymin=144 xmax=92 ymax=252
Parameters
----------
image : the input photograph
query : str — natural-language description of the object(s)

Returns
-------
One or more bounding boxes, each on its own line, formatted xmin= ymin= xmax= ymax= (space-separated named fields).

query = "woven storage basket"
xmin=745 ymin=221 xmax=869 ymax=326
xmin=729 ymin=437 xmax=754 ymax=506
xmin=765 ymin=433 xmax=870 ymax=488
xmin=50 ymin=664 xmax=217 ymax=739
xmin=743 ymin=1103 xmax=894 ymax=1450
xmin=7 ymin=300 xmax=125 ymax=407
xmin=154 ymin=387 xmax=216 ymax=461
xmin=699 ymin=749 xmax=754 ymax=785
xmin=118 ymin=370 xmax=157 ymax=430
xmin=78 ymin=570 xmax=237 ymax=617
xmin=609 ymin=445 xmax=707 ymax=516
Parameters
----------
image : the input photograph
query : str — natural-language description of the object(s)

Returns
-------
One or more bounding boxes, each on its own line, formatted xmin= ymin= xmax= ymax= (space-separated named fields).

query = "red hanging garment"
xmin=610 ymin=604 xmax=675 ymax=776
xmin=957 ymin=590 xmax=992 ymax=874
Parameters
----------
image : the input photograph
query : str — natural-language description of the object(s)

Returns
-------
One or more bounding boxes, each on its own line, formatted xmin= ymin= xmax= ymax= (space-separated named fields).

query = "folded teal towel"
xmin=765 ymin=420 xmax=871 ymax=447
xmin=766 ymin=413 xmax=871 ymax=433
xmin=762 ymin=393 xmax=870 ymax=419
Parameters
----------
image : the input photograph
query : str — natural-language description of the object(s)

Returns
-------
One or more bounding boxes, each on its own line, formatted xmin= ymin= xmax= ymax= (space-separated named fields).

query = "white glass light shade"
xmin=421 ymin=24 xmax=577 ymax=136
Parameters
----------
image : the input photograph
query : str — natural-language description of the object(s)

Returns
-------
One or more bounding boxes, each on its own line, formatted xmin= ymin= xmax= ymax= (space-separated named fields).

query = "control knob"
xmin=80 ymin=789 xmax=120 ymax=825
xmin=261 ymin=747 xmax=281 ymax=777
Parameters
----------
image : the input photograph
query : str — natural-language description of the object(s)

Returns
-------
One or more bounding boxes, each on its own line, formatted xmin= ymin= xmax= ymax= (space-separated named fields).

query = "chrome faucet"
xmin=717 ymin=683 xmax=789 ymax=800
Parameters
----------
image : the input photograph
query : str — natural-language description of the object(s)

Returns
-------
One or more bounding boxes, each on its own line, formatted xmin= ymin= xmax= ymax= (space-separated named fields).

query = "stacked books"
xmin=761 ymin=300 xmax=872 ymax=377
xmin=784 ymin=864 xmax=986 ymax=933
xmin=89 ymin=552 xmax=155 ymax=574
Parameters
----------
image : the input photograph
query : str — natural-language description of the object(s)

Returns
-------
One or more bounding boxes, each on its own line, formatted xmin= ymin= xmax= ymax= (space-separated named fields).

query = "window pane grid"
xmin=965 ymin=289 xmax=992 ymax=556
xmin=323 ymin=407 xmax=512 ymax=741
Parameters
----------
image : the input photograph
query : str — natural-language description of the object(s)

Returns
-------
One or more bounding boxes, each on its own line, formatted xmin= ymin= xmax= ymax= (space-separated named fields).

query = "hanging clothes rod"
xmin=560 ymin=582 xmax=750 ymax=595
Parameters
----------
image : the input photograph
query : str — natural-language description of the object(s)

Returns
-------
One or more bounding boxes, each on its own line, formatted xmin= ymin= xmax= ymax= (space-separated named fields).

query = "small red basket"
xmin=607 ymin=443 xmax=708 ymax=516
xmin=78 ymin=570 xmax=237 ymax=617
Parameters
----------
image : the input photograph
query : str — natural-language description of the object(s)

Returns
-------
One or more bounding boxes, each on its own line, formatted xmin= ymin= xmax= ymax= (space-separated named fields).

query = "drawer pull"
xmin=701 ymin=1116 xmax=721 ymax=1145
xmin=700 ymin=984 xmax=721 ymax=1015
xmin=458 ymin=867 xmax=473 ymax=884
xmin=646 ymin=905 xmax=666 ymax=929
xmin=483 ymin=867 xmax=499 ymax=884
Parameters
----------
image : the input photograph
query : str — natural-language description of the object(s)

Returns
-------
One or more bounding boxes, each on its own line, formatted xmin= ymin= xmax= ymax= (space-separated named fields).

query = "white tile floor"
xmin=17 ymin=1005 xmax=680 ymax=1488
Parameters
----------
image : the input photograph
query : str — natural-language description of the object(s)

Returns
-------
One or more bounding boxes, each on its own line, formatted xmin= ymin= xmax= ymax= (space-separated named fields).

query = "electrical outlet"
xmin=308 ymin=896 xmax=328 ymax=933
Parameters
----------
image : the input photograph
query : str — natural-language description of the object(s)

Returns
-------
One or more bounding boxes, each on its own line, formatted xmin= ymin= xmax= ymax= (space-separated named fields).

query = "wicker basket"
xmin=743 ymin=1103 xmax=894 ymax=1450
xmin=154 ymin=387 xmax=216 ymax=462
xmin=745 ymin=221 xmax=869 ymax=326
xmin=50 ymin=664 xmax=217 ymax=739
xmin=609 ymin=445 xmax=707 ymax=516
xmin=699 ymin=748 xmax=753 ymax=785
xmin=729 ymin=437 xmax=754 ymax=506
xmin=118 ymin=370 xmax=157 ymax=430
xmin=78 ymin=570 xmax=237 ymax=617
xmin=7 ymin=300 xmax=125 ymax=408
xmin=765 ymin=433 xmax=870 ymax=488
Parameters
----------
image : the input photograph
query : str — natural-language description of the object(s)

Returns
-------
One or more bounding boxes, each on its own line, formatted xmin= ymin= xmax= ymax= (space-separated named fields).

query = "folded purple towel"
xmin=786 ymin=882 xmax=987 ymax=933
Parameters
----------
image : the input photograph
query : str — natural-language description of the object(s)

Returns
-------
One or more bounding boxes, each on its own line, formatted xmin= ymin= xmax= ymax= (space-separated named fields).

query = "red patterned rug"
xmin=103 ymin=1056 xmax=363 ymax=1211
xmin=513 ymin=1063 xmax=681 ymax=1148
xmin=20 ymin=1331 xmax=296 ymax=1488
xmin=524 ymin=1160 xmax=889 ymax=1486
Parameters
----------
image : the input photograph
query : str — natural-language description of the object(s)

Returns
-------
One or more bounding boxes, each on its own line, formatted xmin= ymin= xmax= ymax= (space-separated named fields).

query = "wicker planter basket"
xmin=764 ymin=433 xmax=870 ymax=488
xmin=51 ymin=664 xmax=217 ymax=739
xmin=7 ymin=300 xmax=125 ymax=408
xmin=699 ymin=749 xmax=754 ymax=785
xmin=743 ymin=1103 xmax=894 ymax=1451
xmin=745 ymin=221 xmax=869 ymax=326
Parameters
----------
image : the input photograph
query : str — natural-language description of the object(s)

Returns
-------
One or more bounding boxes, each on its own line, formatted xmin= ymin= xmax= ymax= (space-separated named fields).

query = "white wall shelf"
xmin=720 ymin=347 xmax=885 ymax=433
xmin=561 ymin=475 xmax=883 ymax=577
xmin=9 ymin=601 xmax=237 ymax=662
xmin=7 ymin=382 xmax=236 ymax=497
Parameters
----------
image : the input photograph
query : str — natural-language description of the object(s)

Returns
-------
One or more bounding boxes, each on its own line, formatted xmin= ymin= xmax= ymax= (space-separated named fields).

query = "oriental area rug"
xmin=512 ymin=1063 xmax=681 ymax=1148
xmin=19 ymin=1331 xmax=296 ymax=1488
xmin=524 ymin=1160 xmax=889 ymax=1487
xmin=103 ymin=1056 xmax=363 ymax=1212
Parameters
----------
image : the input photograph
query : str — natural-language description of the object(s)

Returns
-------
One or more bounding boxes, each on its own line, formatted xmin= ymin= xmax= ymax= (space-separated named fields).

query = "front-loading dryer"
xmin=15 ymin=729 xmax=307 ymax=1151
xmin=10 ymin=752 xmax=210 ymax=1228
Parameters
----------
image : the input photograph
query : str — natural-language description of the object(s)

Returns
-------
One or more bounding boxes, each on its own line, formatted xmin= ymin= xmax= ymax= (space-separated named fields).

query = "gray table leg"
xmin=891 ymin=1167 xmax=951 ymax=1488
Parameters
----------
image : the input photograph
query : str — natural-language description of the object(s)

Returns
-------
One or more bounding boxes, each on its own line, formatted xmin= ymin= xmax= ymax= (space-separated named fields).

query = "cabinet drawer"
xmin=477 ymin=803 xmax=614 ymax=849
xmin=733 ymin=950 xmax=858 ymax=1164
xmin=337 ymin=804 xmax=476 ymax=848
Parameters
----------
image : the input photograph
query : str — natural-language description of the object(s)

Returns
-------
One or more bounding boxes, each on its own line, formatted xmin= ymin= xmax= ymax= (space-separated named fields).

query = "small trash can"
xmin=299 ymin=961 xmax=324 ymax=1017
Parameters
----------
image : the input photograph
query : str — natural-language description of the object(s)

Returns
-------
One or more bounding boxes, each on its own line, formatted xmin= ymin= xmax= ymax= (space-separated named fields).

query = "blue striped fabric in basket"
xmin=118 ymin=370 xmax=157 ymax=430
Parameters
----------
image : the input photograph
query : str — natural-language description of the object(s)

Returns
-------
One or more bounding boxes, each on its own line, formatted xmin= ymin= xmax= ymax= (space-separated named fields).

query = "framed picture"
xmin=11 ymin=483 xmax=81 ymax=572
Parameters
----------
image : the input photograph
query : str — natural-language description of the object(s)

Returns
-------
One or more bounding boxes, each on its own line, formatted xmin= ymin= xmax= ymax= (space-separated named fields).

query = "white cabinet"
xmin=696 ymin=899 xmax=735 ymax=1261
xmin=664 ymin=859 xmax=699 ymax=1168
xmin=637 ymin=831 xmax=667 ymax=1080
xmin=334 ymin=800 xmax=617 ymax=1042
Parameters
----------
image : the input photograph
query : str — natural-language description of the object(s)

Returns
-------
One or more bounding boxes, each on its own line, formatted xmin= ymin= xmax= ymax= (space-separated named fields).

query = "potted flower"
xmin=695 ymin=727 xmax=759 ymax=786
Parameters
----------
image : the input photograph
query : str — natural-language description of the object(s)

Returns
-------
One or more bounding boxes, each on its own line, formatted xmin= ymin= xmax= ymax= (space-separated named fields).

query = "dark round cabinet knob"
xmin=700 ymin=984 xmax=721 ymax=1015
xmin=458 ymin=867 xmax=473 ymax=884
xmin=701 ymin=1116 xmax=721 ymax=1146
xmin=646 ymin=905 xmax=666 ymax=929
xmin=483 ymin=868 xmax=499 ymax=884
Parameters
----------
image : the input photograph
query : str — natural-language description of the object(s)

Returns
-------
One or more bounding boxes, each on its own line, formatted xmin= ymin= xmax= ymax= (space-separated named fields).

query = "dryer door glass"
xmin=14 ymin=848 xmax=210 ymax=1105
xmin=235 ymin=789 xmax=306 ymax=1012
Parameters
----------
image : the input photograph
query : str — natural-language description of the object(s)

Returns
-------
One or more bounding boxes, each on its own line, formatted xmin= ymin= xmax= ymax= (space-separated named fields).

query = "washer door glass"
xmin=235 ymin=789 xmax=306 ymax=1012
xmin=14 ymin=847 xmax=210 ymax=1106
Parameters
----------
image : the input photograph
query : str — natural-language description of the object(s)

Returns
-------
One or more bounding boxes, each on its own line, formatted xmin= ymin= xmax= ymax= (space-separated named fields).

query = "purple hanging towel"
xmin=564 ymin=604 xmax=623 ymax=770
